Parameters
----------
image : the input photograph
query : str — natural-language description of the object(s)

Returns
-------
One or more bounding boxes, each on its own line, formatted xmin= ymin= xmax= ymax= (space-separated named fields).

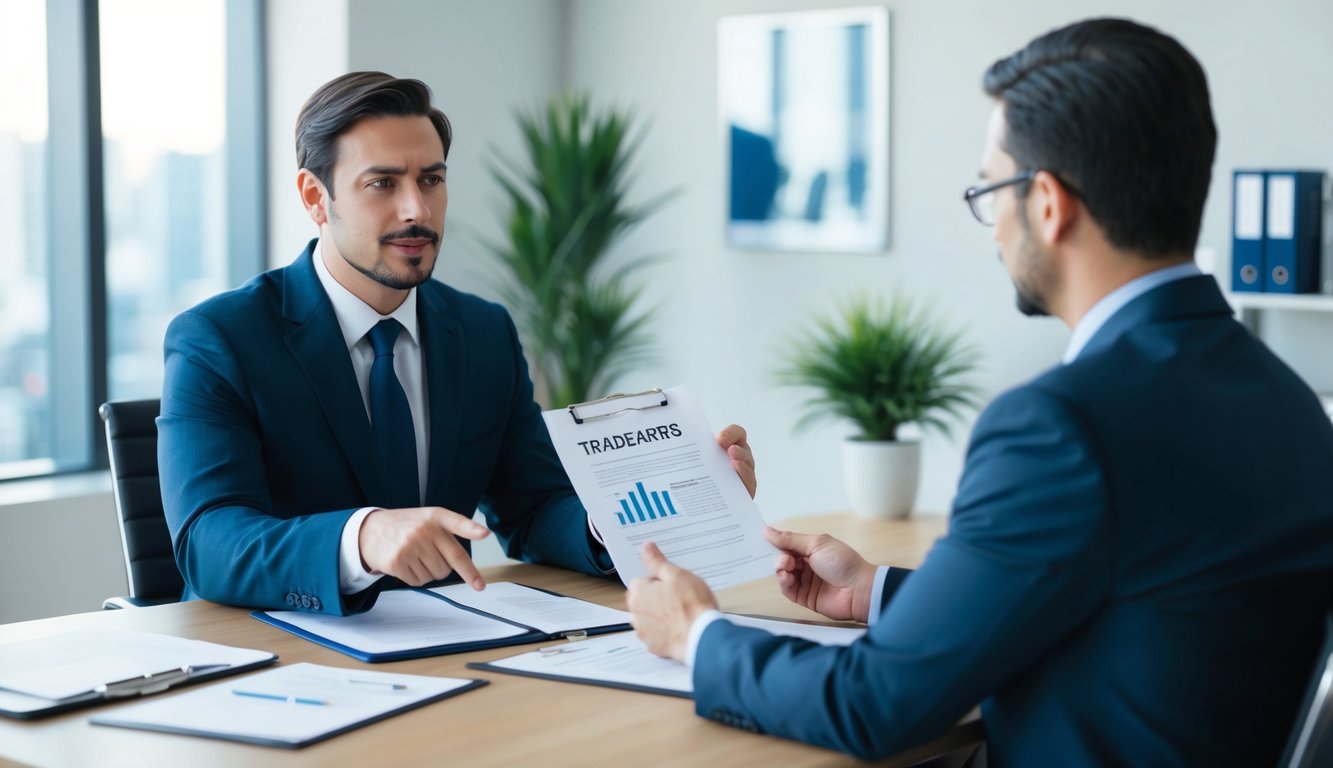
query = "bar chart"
xmin=614 ymin=481 xmax=678 ymax=526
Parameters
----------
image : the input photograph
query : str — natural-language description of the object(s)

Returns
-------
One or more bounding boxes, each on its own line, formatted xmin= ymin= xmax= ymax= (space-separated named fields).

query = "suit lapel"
xmin=281 ymin=241 xmax=385 ymax=505
xmin=419 ymin=285 xmax=464 ymax=505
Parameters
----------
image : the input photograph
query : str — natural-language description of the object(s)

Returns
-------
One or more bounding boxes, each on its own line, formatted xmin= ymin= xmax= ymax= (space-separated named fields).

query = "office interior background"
xmin=1 ymin=0 xmax=1331 ymax=624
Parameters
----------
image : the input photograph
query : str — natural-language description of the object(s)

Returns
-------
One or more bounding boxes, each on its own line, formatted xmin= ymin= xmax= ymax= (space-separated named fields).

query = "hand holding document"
xmin=91 ymin=663 xmax=484 ymax=748
xmin=469 ymin=615 xmax=866 ymax=697
xmin=543 ymin=386 xmax=775 ymax=590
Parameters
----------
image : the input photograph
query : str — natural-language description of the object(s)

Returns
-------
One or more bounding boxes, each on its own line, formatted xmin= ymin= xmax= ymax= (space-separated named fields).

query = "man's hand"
xmin=627 ymin=542 xmax=719 ymax=662
xmin=359 ymin=507 xmax=490 ymax=590
xmin=765 ymin=527 xmax=878 ymax=623
xmin=716 ymin=424 xmax=757 ymax=498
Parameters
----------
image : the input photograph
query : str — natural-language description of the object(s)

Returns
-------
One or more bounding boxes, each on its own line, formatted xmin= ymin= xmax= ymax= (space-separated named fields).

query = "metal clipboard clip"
xmin=95 ymin=665 xmax=198 ymax=698
xmin=567 ymin=388 xmax=669 ymax=425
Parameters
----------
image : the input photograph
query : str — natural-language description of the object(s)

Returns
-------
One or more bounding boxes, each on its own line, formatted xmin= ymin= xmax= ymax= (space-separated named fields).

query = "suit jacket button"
xmin=310 ymin=596 xmax=322 ymax=611
xmin=301 ymin=595 xmax=311 ymax=608
xmin=285 ymin=593 xmax=298 ymax=607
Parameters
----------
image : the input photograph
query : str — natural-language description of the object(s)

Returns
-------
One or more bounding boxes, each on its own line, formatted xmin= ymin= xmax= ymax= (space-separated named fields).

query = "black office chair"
xmin=1280 ymin=608 xmax=1333 ymax=767
xmin=99 ymin=399 xmax=184 ymax=608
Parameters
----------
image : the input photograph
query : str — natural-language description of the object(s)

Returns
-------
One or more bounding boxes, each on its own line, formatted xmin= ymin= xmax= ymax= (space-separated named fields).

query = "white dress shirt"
xmin=683 ymin=261 xmax=1205 ymax=665
xmin=311 ymin=246 xmax=430 ymax=594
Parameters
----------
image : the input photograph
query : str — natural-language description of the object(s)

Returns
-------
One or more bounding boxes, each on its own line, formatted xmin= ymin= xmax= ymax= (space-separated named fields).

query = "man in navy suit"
xmin=628 ymin=18 xmax=1333 ymax=765
xmin=157 ymin=72 xmax=755 ymax=615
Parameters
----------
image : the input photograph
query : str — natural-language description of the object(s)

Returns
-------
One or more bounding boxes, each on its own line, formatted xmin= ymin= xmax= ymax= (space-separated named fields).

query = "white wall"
xmin=266 ymin=0 xmax=349 ymax=268
xmin=0 ymin=475 xmax=123 ymax=624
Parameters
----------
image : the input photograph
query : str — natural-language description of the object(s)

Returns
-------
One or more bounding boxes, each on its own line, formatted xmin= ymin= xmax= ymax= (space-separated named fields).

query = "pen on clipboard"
xmin=348 ymin=679 xmax=407 ymax=690
xmin=231 ymin=689 xmax=327 ymax=706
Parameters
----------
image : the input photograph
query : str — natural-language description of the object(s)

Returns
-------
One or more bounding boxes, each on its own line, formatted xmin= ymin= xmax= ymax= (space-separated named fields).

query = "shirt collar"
xmin=1062 ymin=261 xmax=1201 ymax=364
xmin=313 ymin=240 xmax=420 ymax=351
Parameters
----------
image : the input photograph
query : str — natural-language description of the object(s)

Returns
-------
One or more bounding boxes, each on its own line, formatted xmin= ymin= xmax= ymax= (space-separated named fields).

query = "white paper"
xmin=543 ymin=386 xmax=775 ymax=590
xmin=430 ymin=582 xmax=629 ymax=635
xmin=1234 ymin=173 xmax=1263 ymax=240
xmin=263 ymin=589 xmax=528 ymax=655
xmin=91 ymin=662 xmax=475 ymax=746
xmin=0 ymin=629 xmax=273 ymax=702
xmin=1267 ymin=174 xmax=1296 ymax=239
xmin=484 ymin=614 xmax=866 ymax=695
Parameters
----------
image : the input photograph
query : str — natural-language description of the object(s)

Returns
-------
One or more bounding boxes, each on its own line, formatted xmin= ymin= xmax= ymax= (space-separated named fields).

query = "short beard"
xmin=345 ymin=255 xmax=434 ymax=290
xmin=1010 ymin=204 xmax=1051 ymax=317
xmin=329 ymin=205 xmax=438 ymax=290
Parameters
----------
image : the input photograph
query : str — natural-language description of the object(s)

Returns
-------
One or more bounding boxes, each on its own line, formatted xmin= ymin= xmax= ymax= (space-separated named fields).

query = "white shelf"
xmin=1227 ymin=292 xmax=1333 ymax=313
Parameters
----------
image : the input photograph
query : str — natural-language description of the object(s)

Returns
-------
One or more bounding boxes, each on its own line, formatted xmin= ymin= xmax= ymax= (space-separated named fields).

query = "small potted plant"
xmin=779 ymin=296 xmax=981 ymax=518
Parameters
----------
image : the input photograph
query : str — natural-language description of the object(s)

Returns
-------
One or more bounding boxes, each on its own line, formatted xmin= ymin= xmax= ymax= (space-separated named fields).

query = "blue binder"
xmin=1263 ymin=170 xmax=1326 ymax=293
xmin=1231 ymin=170 xmax=1266 ymax=293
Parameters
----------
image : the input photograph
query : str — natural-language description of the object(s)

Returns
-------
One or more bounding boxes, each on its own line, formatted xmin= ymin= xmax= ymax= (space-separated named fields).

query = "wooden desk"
xmin=0 ymin=514 xmax=979 ymax=767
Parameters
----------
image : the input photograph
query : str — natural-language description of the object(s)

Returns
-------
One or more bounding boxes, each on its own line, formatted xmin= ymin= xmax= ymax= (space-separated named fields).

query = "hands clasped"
xmin=358 ymin=506 xmax=490 ymax=590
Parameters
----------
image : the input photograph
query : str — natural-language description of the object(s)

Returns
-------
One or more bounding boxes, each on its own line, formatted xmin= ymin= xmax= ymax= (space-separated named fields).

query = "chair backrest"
xmin=100 ymin=399 xmax=184 ymax=604
xmin=1281 ymin=608 xmax=1333 ymax=768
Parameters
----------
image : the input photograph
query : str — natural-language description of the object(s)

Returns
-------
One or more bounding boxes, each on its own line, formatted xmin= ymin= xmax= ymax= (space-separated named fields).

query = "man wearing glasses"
xmin=627 ymin=17 xmax=1333 ymax=764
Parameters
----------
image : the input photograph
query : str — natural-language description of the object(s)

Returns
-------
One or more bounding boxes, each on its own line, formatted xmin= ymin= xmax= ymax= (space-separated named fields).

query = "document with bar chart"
xmin=542 ymin=386 xmax=775 ymax=591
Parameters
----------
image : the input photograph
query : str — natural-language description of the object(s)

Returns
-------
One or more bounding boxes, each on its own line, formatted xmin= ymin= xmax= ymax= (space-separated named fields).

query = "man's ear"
xmin=1028 ymin=170 xmax=1080 ymax=246
xmin=297 ymin=169 xmax=329 ymax=225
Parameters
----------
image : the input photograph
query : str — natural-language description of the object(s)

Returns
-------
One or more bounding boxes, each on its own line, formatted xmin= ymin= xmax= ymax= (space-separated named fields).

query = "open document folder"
xmin=91 ymin=662 xmax=484 ymax=749
xmin=543 ymin=386 xmax=776 ymax=591
xmin=0 ymin=629 xmax=276 ymax=719
xmin=254 ymin=582 xmax=631 ymax=662
xmin=468 ymin=615 xmax=866 ymax=698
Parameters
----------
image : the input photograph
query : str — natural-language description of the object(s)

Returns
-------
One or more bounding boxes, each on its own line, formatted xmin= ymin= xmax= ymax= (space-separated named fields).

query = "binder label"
xmin=1267 ymin=175 xmax=1296 ymax=239
xmin=1235 ymin=174 xmax=1264 ymax=240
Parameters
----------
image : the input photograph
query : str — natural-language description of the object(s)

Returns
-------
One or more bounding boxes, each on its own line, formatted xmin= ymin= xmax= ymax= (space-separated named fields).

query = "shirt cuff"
xmin=339 ymin=507 xmax=384 ymax=594
xmin=867 ymin=565 xmax=891 ymax=625
xmin=684 ymin=609 xmax=728 ymax=668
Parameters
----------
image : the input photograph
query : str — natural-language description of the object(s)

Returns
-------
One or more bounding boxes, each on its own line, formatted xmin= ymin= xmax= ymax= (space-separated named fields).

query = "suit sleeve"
xmin=691 ymin=386 xmax=1113 ymax=759
xmin=158 ymin=310 xmax=377 ymax=615
xmin=474 ymin=311 xmax=611 ymax=576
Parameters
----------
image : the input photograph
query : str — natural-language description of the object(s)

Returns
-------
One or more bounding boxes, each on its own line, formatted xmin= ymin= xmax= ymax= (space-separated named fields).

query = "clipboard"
xmin=90 ymin=663 xmax=486 ymax=749
xmin=465 ymin=615 xmax=867 ymax=700
xmin=0 ymin=629 xmax=278 ymax=720
xmin=252 ymin=583 xmax=632 ymax=663
xmin=543 ymin=385 xmax=776 ymax=591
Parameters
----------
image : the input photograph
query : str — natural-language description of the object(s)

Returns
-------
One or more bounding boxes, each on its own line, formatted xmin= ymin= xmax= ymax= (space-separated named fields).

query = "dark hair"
xmin=983 ymin=18 xmax=1216 ymax=258
xmin=295 ymin=71 xmax=453 ymax=197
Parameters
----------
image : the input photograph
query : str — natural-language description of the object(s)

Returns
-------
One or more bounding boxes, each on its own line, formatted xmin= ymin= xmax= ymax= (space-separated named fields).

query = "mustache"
xmin=380 ymin=225 xmax=440 ymax=245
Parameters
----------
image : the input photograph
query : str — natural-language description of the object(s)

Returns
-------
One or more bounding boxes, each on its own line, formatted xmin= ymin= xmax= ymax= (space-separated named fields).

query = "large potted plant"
xmin=780 ymin=296 xmax=981 ymax=518
xmin=486 ymin=93 xmax=672 ymax=408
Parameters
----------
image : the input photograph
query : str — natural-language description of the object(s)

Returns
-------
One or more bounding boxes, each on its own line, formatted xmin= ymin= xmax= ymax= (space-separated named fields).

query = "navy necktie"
xmin=367 ymin=319 xmax=420 ymax=508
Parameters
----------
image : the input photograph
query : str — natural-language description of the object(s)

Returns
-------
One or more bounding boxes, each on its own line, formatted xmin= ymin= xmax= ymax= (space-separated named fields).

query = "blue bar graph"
xmin=613 ymin=481 xmax=679 ymax=526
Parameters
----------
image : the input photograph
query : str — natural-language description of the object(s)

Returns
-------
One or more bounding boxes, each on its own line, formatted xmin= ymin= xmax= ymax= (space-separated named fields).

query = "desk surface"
xmin=0 ymin=513 xmax=978 ymax=768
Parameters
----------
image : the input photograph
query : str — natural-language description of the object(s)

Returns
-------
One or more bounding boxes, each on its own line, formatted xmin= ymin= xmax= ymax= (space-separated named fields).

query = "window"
xmin=0 ymin=0 xmax=264 ymax=481
xmin=0 ymin=1 xmax=52 ymax=477
xmin=101 ymin=0 xmax=231 ymax=400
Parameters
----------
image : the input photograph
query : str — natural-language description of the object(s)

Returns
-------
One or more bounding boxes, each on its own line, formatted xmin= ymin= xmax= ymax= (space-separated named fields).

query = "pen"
xmin=231 ymin=689 xmax=327 ymax=706
xmin=348 ymin=679 xmax=407 ymax=690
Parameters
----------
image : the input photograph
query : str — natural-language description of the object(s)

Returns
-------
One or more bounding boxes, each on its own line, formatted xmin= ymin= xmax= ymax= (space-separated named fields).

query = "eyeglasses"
xmin=963 ymin=171 xmax=1035 ymax=226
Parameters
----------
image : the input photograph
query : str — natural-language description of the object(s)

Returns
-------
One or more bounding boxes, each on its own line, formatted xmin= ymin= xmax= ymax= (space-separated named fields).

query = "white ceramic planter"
xmin=842 ymin=439 xmax=921 ymax=519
